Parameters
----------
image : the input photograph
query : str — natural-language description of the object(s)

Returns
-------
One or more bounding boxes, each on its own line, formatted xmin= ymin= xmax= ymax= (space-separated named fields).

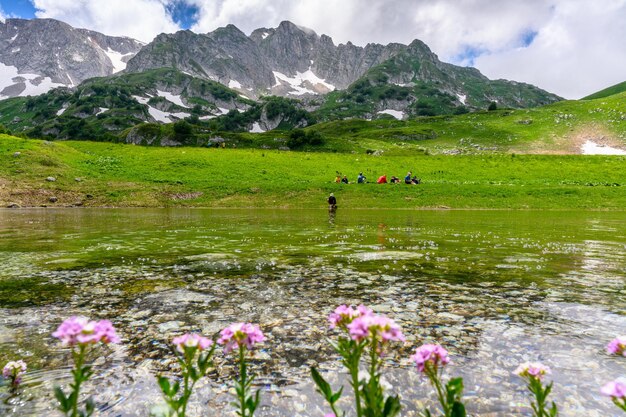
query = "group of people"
xmin=377 ymin=172 xmax=421 ymax=185
xmin=335 ymin=171 xmax=421 ymax=185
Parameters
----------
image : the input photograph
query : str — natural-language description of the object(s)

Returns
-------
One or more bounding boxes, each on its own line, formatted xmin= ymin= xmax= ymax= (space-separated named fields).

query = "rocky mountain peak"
xmin=0 ymin=18 xmax=143 ymax=99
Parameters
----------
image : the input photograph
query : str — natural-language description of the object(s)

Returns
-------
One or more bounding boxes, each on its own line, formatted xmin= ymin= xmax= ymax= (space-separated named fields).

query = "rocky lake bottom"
xmin=0 ymin=208 xmax=625 ymax=416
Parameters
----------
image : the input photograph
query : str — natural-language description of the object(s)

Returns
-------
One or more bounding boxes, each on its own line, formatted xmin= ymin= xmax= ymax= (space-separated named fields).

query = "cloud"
xmin=31 ymin=0 xmax=181 ymax=42
xmin=474 ymin=0 xmax=626 ymax=98
xmin=0 ymin=6 xmax=6 ymax=23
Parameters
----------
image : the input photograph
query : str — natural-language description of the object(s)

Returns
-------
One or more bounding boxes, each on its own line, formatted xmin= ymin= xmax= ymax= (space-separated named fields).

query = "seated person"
xmin=377 ymin=174 xmax=387 ymax=184
xmin=412 ymin=176 xmax=421 ymax=184
xmin=341 ymin=175 xmax=349 ymax=184
xmin=390 ymin=176 xmax=400 ymax=184
xmin=357 ymin=173 xmax=366 ymax=183
xmin=335 ymin=175 xmax=341 ymax=183
xmin=404 ymin=172 xmax=412 ymax=184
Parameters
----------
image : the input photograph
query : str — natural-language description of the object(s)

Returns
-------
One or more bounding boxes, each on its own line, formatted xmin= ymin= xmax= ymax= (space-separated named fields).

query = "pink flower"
xmin=329 ymin=304 xmax=372 ymax=329
xmin=607 ymin=336 xmax=626 ymax=356
xmin=601 ymin=378 xmax=626 ymax=399
xmin=218 ymin=323 xmax=265 ymax=353
xmin=3 ymin=360 xmax=27 ymax=384
xmin=410 ymin=344 xmax=450 ymax=373
xmin=52 ymin=317 xmax=120 ymax=347
xmin=514 ymin=362 xmax=551 ymax=380
xmin=172 ymin=333 xmax=213 ymax=353
xmin=347 ymin=313 xmax=404 ymax=343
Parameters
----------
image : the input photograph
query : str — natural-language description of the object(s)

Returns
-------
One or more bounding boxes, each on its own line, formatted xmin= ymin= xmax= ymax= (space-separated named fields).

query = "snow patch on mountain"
xmin=250 ymin=122 xmax=265 ymax=133
xmin=104 ymin=48 xmax=133 ymax=73
xmin=229 ymin=79 xmax=242 ymax=89
xmin=0 ymin=63 xmax=65 ymax=99
xmin=377 ymin=109 xmax=405 ymax=120
xmin=156 ymin=90 xmax=188 ymax=108
xmin=456 ymin=94 xmax=467 ymax=105
xmin=272 ymin=69 xmax=335 ymax=96
xmin=581 ymin=141 xmax=626 ymax=155
xmin=134 ymin=95 xmax=190 ymax=123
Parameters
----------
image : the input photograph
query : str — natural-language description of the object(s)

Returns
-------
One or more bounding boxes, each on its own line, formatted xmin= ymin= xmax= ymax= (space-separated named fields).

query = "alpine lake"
xmin=0 ymin=208 xmax=625 ymax=416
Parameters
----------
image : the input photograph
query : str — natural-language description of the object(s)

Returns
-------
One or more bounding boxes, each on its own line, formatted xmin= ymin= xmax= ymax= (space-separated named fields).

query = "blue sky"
xmin=0 ymin=0 xmax=36 ymax=18
xmin=0 ymin=0 xmax=199 ymax=28
xmin=0 ymin=0 xmax=624 ymax=99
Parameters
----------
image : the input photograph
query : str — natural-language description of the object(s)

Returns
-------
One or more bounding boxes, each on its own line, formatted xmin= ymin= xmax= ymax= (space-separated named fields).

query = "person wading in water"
xmin=328 ymin=193 xmax=337 ymax=210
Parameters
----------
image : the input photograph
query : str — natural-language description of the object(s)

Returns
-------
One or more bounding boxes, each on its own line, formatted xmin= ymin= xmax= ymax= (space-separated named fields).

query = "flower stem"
xmin=70 ymin=345 xmax=86 ymax=417
xmin=239 ymin=346 xmax=247 ymax=417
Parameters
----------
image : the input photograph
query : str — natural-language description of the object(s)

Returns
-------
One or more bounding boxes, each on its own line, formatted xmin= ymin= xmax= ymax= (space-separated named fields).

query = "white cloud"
xmin=474 ymin=0 xmax=626 ymax=98
xmin=0 ymin=6 xmax=7 ymax=23
xmin=32 ymin=0 xmax=181 ymax=42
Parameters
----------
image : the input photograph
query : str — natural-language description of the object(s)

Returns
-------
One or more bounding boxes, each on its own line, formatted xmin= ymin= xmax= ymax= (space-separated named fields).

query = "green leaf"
xmin=85 ymin=396 xmax=96 ymax=416
xmin=311 ymin=367 xmax=333 ymax=399
xmin=54 ymin=386 xmax=70 ymax=412
xmin=450 ymin=401 xmax=466 ymax=417
xmin=157 ymin=376 xmax=171 ymax=396
xmin=382 ymin=395 xmax=402 ymax=417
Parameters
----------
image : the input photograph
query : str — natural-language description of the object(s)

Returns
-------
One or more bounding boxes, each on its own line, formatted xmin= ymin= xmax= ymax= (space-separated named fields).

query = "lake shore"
xmin=2 ymin=135 xmax=625 ymax=210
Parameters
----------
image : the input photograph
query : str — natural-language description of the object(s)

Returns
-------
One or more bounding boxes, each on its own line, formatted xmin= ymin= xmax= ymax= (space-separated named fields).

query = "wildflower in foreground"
xmin=601 ymin=378 xmax=626 ymax=412
xmin=411 ymin=344 xmax=465 ymax=417
xmin=313 ymin=305 xmax=403 ymax=417
xmin=154 ymin=333 xmax=215 ymax=417
xmin=514 ymin=362 xmax=551 ymax=381
xmin=52 ymin=316 xmax=120 ymax=347
xmin=219 ymin=323 xmax=265 ymax=417
xmin=52 ymin=317 xmax=120 ymax=417
xmin=411 ymin=344 xmax=450 ymax=373
xmin=607 ymin=336 xmax=626 ymax=357
xmin=3 ymin=360 xmax=27 ymax=387
xmin=218 ymin=322 xmax=265 ymax=354
xmin=347 ymin=313 xmax=405 ymax=344
xmin=514 ymin=362 xmax=558 ymax=417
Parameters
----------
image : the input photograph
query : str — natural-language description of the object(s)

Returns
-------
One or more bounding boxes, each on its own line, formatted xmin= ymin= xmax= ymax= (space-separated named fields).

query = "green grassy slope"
xmin=583 ymin=81 xmax=626 ymax=100
xmin=1 ymin=134 xmax=624 ymax=209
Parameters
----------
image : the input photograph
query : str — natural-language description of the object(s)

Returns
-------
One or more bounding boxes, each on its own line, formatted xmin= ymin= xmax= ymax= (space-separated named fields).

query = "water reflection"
xmin=0 ymin=209 xmax=625 ymax=416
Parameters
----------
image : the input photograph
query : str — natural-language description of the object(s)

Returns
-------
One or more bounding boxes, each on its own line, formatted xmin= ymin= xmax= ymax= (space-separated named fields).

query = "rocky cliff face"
xmin=125 ymin=20 xmax=560 ymax=110
xmin=0 ymin=18 xmax=143 ymax=98
xmin=126 ymin=21 xmax=409 ymax=98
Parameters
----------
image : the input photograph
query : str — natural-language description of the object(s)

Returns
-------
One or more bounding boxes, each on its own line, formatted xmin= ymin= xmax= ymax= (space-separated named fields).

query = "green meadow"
xmin=1 ymin=134 xmax=624 ymax=209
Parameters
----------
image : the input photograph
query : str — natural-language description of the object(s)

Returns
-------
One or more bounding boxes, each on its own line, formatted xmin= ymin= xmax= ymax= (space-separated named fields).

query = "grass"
xmin=582 ymin=81 xmax=626 ymax=100
xmin=1 ymin=134 xmax=624 ymax=209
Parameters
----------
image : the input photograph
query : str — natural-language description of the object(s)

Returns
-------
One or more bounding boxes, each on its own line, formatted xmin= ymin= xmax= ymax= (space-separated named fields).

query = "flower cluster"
xmin=601 ymin=378 xmax=626 ymax=399
xmin=52 ymin=317 xmax=120 ymax=346
xmin=514 ymin=362 xmax=551 ymax=381
xmin=172 ymin=333 xmax=213 ymax=354
xmin=410 ymin=344 xmax=450 ymax=373
xmin=3 ymin=360 xmax=27 ymax=385
xmin=218 ymin=323 xmax=265 ymax=353
xmin=607 ymin=336 xmax=626 ymax=357
xmin=343 ymin=307 xmax=404 ymax=343
xmin=328 ymin=305 xmax=363 ymax=329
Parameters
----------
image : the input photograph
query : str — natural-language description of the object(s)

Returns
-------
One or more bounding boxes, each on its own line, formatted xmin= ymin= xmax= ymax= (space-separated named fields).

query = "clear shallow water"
xmin=0 ymin=208 xmax=625 ymax=416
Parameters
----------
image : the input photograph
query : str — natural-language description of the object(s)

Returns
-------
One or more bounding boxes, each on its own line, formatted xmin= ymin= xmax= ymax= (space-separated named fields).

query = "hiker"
xmin=335 ymin=174 xmax=341 ymax=183
xmin=341 ymin=175 xmax=349 ymax=184
xmin=328 ymin=193 xmax=337 ymax=210
xmin=404 ymin=172 xmax=412 ymax=184
xmin=390 ymin=176 xmax=400 ymax=184
xmin=357 ymin=172 xmax=366 ymax=183
xmin=412 ymin=176 xmax=421 ymax=185
xmin=377 ymin=174 xmax=387 ymax=184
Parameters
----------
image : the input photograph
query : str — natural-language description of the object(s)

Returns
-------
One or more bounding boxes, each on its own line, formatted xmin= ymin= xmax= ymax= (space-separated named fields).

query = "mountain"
xmin=126 ymin=20 xmax=561 ymax=114
xmin=582 ymin=81 xmax=626 ymax=100
xmin=0 ymin=18 xmax=143 ymax=98
xmin=0 ymin=18 xmax=563 ymax=145
xmin=0 ymin=67 xmax=315 ymax=144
